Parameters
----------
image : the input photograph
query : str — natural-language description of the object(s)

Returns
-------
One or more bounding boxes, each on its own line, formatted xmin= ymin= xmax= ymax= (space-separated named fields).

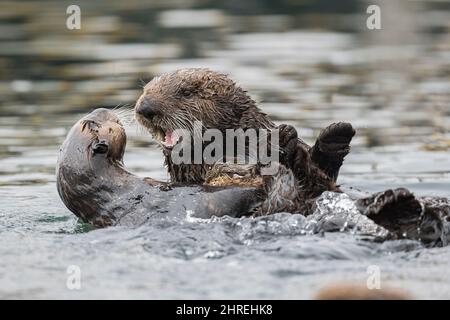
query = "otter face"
xmin=77 ymin=108 xmax=126 ymax=163
xmin=56 ymin=108 xmax=128 ymax=226
xmin=135 ymin=68 xmax=255 ymax=148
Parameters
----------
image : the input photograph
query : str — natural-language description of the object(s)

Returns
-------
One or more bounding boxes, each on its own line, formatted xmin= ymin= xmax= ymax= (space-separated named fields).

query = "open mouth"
xmin=135 ymin=113 xmax=182 ymax=149
xmin=150 ymin=126 xmax=181 ymax=149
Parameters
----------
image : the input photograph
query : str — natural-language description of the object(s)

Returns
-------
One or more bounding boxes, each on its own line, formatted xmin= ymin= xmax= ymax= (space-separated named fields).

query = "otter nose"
xmin=136 ymin=97 xmax=161 ymax=120
xmin=92 ymin=139 xmax=109 ymax=154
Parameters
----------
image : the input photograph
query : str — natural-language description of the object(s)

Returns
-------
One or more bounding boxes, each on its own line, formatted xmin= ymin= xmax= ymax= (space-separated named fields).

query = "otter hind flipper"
xmin=356 ymin=188 xmax=443 ymax=244
xmin=310 ymin=122 xmax=355 ymax=182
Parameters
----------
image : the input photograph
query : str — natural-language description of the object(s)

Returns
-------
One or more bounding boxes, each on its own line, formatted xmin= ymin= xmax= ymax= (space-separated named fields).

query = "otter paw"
xmin=277 ymin=124 xmax=306 ymax=171
xmin=318 ymin=122 xmax=355 ymax=149
xmin=356 ymin=188 xmax=426 ymax=240
xmin=356 ymin=188 xmax=415 ymax=216
xmin=310 ymin=122 xmax=356 ymax=182
xmin=278 ymin=124 xmax=298 ymax=148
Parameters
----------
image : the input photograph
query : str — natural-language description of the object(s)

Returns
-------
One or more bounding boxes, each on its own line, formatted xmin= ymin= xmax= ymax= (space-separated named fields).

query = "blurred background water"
xmin=0 ymin=0 xmax=449 ymax=299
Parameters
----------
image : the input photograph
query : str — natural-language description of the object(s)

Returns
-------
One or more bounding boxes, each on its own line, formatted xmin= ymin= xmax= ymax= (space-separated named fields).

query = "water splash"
xmin=306 ymin=192 xmax=390 ymax=238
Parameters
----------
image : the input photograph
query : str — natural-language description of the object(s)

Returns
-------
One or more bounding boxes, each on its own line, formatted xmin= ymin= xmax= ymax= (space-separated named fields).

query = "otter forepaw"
xmin=278 ymin=124 xmax=298 ymax=148
xmin=277 ymin=124 xmax=305 ymax=169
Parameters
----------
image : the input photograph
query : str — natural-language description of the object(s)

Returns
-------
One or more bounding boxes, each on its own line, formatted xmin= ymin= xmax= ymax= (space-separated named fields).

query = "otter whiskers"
xmin=112 ymin=104 xmax=134 ymax=127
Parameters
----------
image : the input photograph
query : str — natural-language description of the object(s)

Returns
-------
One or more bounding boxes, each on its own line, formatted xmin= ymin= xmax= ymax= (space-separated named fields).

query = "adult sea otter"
xmin=134 ymin=68 xmax=356 ymax=184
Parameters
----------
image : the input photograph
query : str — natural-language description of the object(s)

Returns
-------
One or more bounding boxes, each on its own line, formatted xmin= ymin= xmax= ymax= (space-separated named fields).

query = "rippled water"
xmin=0 ymin=0 xmax=449 ymax=299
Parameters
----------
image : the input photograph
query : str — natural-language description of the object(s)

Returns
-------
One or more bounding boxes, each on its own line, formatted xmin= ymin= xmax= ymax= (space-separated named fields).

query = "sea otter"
xmin=134 ymin=68 xmax=355 ymax=184
xmin=56 ymin=108 xmax=338 ymax=227
xmin=56 ymin=109 xmax=450 ymax=247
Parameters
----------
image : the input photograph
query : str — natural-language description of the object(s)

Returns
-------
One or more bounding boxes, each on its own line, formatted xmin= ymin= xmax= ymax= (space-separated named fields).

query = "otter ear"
xmin=92 ymin=140 xmax=109 ymax=154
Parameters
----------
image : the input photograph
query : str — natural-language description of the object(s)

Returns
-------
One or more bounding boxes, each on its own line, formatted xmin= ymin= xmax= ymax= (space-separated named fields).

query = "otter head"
xmin=56 ymin=108 xmax=127 ymax=226
xmin=134 ymin=68 xmax=265 ymax=149
xmin=79 ymin=108 xmax=126 ymax=163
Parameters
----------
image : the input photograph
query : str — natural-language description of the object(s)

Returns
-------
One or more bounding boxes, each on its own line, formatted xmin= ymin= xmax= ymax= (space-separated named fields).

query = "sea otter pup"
xmin=134 ymin=68 xmax=355 ymax=184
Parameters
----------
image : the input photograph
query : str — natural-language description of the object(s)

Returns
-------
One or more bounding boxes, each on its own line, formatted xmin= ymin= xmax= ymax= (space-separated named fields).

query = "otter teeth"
xmin=162 ymin=131 xmax=180 ymax=147
xmin=150 ymin=127 xmax=180 ymax=148
xmin=155 ymin=128 xmax=165 ymax=142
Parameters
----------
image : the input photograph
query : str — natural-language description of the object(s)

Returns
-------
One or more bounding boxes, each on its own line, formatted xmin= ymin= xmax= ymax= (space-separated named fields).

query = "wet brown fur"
xmin=135 ymin=68 xmax=300 ymax=184
xmin=135 ymin=68 xmax=354 ymax=193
